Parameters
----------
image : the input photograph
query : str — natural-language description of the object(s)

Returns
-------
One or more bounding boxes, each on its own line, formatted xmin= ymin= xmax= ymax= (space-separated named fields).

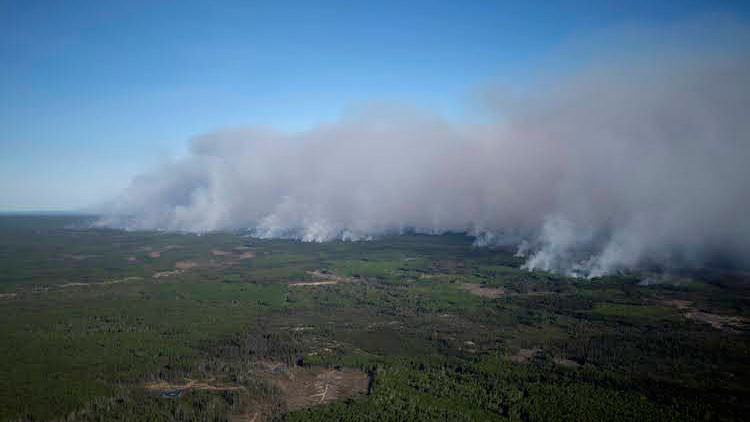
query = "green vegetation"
xmin=0 ymin=215 xmax=748 ymax=421
xmin=588 ymin=303 xmax=675 ymax=319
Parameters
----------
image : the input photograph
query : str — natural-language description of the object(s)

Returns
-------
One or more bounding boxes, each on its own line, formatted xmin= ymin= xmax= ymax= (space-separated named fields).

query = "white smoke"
xmin=98 ymin=32 xmax=750 ymax=277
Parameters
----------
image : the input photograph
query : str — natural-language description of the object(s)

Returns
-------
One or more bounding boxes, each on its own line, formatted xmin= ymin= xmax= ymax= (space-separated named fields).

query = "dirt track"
xmin=145 ymin=378 xmax=245 ymax=393
xmin=58 ymin=277 xmax=143 ymax=288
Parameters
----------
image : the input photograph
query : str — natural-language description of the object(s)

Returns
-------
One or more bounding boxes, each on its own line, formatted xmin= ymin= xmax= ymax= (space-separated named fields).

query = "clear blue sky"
xmin=1 ymin=0 xmax=748 ymax=211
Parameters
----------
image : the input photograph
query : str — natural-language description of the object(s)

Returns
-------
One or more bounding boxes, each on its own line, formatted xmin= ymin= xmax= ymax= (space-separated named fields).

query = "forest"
xmin=0 ymin=215 xmax=748 ymax=421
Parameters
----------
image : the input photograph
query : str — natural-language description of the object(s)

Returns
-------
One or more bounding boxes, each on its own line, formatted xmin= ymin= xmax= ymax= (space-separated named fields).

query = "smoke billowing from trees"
xmin=99 ymin=35 xmax=750 ymax=277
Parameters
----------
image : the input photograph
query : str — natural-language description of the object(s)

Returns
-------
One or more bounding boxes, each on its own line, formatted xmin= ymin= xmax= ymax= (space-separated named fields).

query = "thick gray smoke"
xmin=99 ymin=47 xmax=750 ymax=277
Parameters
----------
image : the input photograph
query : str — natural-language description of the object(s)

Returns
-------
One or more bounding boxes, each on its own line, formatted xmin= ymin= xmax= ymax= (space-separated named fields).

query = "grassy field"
xmin=0 ymin=215 xmax=748 ymax=421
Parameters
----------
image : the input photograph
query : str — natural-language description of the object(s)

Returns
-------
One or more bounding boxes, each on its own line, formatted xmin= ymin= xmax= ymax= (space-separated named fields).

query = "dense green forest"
xmin=0 ymin=215 xmax=748 ymax=421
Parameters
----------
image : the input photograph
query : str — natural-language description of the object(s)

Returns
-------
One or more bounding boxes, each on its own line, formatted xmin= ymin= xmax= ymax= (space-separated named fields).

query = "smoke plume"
xmin=99 ymin=37 xmax=750 ymax=277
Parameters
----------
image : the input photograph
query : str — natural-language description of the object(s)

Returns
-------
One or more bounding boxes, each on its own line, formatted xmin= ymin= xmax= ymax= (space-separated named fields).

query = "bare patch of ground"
xmin=153 ymin=270 xmax=183 ymax=279
xmin=229 ymin=396 xmax=279 ymax=422
xmin=686 ymin=311 xmax=746 ymax=332
xmin=104 ymin=276 xmax=142 ymax=285
xmin=462 ymin=340 xmax=478 ymax=353
xmin=290 ymin=280 xmax=339 ymax=287
xmin=153 ymin=261 xmax=201 ymax=279
xmin=59 ymin=282 xmax=90 ymax=288
xmin=459 ymin=283 xmax=506 ymax=298
xmin=660 ymin=299 xmax=746 ymax=332
xmin=307 ymin=270 xmax=341 ymax=279
xmin=175 ymin=261 xmax=198 ymax=270
xmin=209 ymin=248 xmax=257 ymax=266
xmin=145 ymin=378 xmax=244 ymax=396
xmin=58 ymin=277 xmax=143 ymax=288
xmin=554 ymin=357 xmax=581 ymax=367
xmin=289 ymin=270 xmax=353 ymax=287
xmin=662 ymin=299 xmax=693 ymax=310
xmin=509 ymin=347 xmax=540 ymax=363
xmin=254 ymin=362 xmax=369 ymax=411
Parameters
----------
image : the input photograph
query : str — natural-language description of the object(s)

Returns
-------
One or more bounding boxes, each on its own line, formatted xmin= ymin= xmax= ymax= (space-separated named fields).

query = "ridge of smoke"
xmin=98 ymin=45 xmax=750 ymax=278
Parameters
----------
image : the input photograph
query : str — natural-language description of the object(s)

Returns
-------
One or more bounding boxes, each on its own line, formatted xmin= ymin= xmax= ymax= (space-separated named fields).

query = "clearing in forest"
xmin=459 ymin=283 xmax=506 ymax=298
xmin=289 ymin=270 xmax=353 ymax=287
xmin=254 ymin=362 xmax=369 ymax=410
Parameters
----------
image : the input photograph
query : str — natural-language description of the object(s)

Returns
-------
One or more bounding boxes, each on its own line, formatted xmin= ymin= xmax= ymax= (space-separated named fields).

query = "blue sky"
xmin=1 ymin=0 xmax=749 ymax=211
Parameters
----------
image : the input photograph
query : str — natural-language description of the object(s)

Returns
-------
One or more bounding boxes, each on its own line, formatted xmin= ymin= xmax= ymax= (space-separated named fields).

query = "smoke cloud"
xmin=99 ymin=34 xmax=750 ymax=277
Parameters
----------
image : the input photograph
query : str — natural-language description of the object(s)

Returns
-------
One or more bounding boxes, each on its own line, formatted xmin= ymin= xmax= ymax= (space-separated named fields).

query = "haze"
xmin=2 ymin=2 xmax=749 ymax=277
